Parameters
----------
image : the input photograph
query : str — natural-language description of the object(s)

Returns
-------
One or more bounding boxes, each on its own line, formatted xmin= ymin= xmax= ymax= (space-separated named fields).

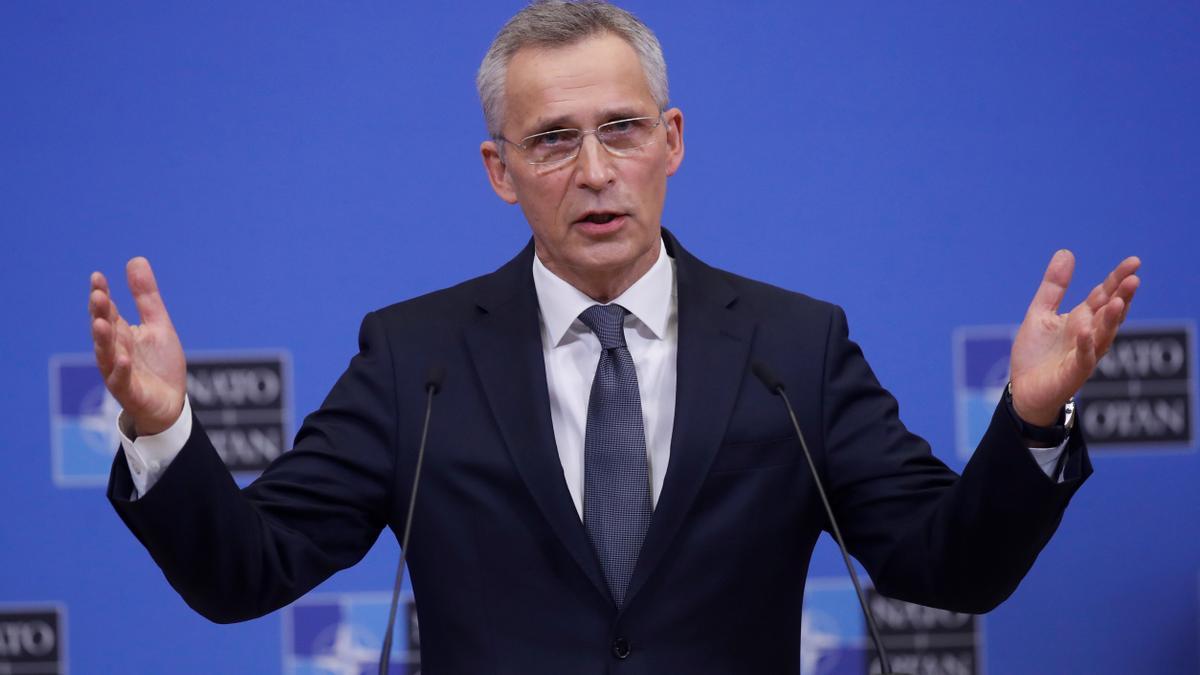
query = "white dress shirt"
xmin=532 ymin=239 xmax=677 ymax=518
xmin=118 ymin=237 xmax=1067 ymax=500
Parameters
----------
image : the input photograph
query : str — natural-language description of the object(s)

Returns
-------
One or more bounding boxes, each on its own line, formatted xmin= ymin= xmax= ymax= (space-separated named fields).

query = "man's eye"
xmin=606 ymin=120 xmax=635 ymax=134
xmin=533 ymin=131 xmax=565 ymax=147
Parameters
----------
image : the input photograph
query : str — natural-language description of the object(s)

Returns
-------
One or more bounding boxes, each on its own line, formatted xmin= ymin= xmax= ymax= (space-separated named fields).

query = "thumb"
xmin=126 ymin=256 xmax=171 ymax=326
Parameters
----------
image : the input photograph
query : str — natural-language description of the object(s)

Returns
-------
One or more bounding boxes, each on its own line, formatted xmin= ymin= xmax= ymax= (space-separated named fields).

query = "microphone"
xmin=751 ymin=361 xmax=905 ymax=675
xmin=379 ymin=365 xmax=444 ymax=675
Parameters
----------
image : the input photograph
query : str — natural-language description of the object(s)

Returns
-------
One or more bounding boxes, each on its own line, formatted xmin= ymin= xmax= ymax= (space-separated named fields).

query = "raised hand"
xmin=88 ymin=257 xmax=187 ymax=436
xmin=1009 ymin=250 xmax=1141 ymax=426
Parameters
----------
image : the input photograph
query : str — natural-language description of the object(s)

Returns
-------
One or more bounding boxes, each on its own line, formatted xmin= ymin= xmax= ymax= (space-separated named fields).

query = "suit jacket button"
xmin=611 ymin=637 xmax=631 ymax=659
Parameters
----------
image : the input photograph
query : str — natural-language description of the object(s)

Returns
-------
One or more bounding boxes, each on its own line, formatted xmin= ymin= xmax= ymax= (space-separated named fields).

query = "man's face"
xmin=481 ymin=33 xmax=684 ymax=297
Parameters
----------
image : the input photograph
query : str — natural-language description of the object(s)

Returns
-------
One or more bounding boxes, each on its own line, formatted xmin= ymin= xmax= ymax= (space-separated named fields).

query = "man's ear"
xmin=481 ymin=140 xmax=518 ymax=204
xmin=663 ymin=107 xmax=685 ymax=177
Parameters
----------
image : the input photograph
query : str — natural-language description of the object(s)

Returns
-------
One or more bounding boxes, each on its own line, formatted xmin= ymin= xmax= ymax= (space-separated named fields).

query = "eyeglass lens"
xmin=521 ymin=117 xmax=659 ymax=165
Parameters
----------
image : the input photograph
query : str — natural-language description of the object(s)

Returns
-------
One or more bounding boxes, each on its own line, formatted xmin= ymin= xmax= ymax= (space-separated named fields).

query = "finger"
xmin=126 ymin=257 xmax=170 ymax=326
xmin=1074 ymin=326 xmax=1096 ymax=378
xmin=1117 ymin=275 xmax=1140 ymax=323
xmin=1084 ymin=280 xmax=1109 ymax=312
xmin=1114 ymin=273 xmax=1140 ymax=303
xmin=1114 ymin=255 xmax=1141 ymax=279
xmin=92 ymin=317 xmax=115 ymax=376
xmin=93 ymin=307 xmax=131 ymax=373
xmin=107 ymin=344 xmax=134 ymax=398
xmin=89 ymin=273 xmax=104 ymax=320
xmin=1028 ymin=249 xmax=1075 ymax=315
xmin=88 ymin=287 xmax=107 ymax=321
xmin=89 ymin=272 xmax=118 ymax=321
xmin=90 ymin=270 xmax=132 ymax=334
xmin=90 ymin=271 xmax=109 ymax=295
xmin=93 ymin=313 xmax=134 ymax=395
xmin=88 ymin=280 xmax=124 ymax=327
xmin=1088 ymin=256 xmax=1142 ymax=311
xmin=1092 ymin=296 xmax=1126 ymax=357
xmin=108 ymin=316 xmax=139 ymax=390
xmin=88 ymin=291 xmax=132 ymax=365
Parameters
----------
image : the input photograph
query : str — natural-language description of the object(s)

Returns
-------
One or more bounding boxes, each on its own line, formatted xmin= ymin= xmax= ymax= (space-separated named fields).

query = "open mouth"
xmin=577 ymin=211 xmax=625 ymax=225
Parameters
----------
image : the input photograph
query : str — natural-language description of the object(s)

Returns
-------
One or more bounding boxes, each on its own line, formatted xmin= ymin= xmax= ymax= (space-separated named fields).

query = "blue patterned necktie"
xmin=578 ymin=303 xmax=653 ymax=607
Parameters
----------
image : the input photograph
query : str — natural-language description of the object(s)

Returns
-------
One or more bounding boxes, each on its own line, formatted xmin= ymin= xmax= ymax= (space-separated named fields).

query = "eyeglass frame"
xmin=495 ymin=111 xmax=666 ymax=166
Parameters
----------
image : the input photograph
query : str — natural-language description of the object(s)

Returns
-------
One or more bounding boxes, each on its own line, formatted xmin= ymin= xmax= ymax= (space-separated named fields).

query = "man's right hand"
xmin=89 ymin=257 xmax=187 ymax=437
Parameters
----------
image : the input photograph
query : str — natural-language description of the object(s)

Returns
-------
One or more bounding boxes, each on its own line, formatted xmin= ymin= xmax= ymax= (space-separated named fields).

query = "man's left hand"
xmin=1009 ymin=250 xmax=1141 ymax=426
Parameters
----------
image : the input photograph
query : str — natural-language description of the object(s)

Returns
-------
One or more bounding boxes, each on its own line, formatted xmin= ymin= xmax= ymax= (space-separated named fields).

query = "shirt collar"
xmin=532 ymin=237 xmax=675 ymax=347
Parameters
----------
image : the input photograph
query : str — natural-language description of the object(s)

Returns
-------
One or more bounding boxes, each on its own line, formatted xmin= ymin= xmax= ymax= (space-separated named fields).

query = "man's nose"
xmin=573 ymin=133 xmax=616 ymax=191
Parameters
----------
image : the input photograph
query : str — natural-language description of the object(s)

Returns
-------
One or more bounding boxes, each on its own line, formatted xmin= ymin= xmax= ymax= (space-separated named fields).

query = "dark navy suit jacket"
xmin=109 ymin=230 xmax=1090 ymax=674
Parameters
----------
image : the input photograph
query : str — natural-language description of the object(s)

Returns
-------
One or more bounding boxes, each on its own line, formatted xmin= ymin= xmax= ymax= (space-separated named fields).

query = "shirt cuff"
xmin=1028 ymin=443 xmax=1068 ymax=483
xmin=117 ymin=397 xmax=192 ymax=499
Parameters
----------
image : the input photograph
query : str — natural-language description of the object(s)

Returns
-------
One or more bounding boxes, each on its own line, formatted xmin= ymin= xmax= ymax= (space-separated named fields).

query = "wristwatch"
xmin=1004 ymin=380 xmax=1075 ymax=446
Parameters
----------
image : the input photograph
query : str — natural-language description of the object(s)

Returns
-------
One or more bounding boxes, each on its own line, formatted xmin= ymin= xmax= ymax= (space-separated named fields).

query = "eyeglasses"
xmin=500 ymin=114 xmax=664 ymax=166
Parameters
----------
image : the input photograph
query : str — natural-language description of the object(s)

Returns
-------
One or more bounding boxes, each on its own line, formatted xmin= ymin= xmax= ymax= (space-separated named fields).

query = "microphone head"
xmin=425 ymin=365 xmax=445 ymax=394
xmin=751 ymin=361 xmax=784 ymax=394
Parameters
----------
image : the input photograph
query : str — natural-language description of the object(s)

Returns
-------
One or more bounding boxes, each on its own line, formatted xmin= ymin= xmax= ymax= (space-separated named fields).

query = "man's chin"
xmin=576 ymin=241 xmax=660 ymax=275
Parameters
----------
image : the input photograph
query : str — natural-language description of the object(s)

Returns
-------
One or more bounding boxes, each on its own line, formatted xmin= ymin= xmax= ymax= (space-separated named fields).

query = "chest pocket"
xmin=709 ymin=435 xmax=802 ymax=473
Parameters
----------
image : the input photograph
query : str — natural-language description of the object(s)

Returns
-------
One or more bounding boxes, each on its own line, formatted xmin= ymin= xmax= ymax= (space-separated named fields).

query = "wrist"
xmin=1008 ymin=380 xmax=1062 ymax=426
xmin=131 ymin=400 xmax=185 ymax=438
xmin=1005 ymin=382 xmax=1074 ymax=446
xmin=1011 ymin=402 xmax=1058 ymax=428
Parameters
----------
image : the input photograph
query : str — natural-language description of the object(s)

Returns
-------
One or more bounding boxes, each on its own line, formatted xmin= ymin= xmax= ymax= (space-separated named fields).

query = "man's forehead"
xmin=503 ymin=33 xmax=655 ymax=131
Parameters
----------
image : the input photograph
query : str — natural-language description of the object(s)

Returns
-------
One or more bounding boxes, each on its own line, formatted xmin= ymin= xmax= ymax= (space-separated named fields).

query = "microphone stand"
xmin=379 ymin=367 xmax=443 ymax=675
xmin=752 ymin=362 xmax=907 ymax=675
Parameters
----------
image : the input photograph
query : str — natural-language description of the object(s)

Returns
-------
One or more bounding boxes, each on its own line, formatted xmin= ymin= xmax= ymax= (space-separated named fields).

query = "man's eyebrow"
xmin=527 ymin=114 xmax=575 ymax=134
xmin=525 ymin=107 xmax=651 ymax=134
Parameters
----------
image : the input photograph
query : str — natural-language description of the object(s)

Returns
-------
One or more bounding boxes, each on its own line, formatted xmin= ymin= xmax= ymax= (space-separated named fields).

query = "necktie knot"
xmin=578 ymin=304 xmax=629 ymax=350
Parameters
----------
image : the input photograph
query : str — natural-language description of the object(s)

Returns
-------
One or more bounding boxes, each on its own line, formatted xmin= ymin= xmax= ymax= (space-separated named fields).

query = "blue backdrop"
xmin=2 ymin=2 xmax=1197 ymax=673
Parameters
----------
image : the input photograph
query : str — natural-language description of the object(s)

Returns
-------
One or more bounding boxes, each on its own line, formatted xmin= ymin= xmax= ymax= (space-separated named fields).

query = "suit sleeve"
xmin=819 ymin=306 xmax=1091 ymax=614
xmin=107 ymin=311 xmax=399 ymax=623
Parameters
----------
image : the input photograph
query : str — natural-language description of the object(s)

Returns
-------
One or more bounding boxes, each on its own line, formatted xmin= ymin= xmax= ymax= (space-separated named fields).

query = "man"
xmin=89 ymin=2 xmax=1140 ymax=672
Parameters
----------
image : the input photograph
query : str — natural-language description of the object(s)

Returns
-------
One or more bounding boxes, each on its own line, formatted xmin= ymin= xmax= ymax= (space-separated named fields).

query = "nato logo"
xmin=49 ymin=355 xmax=123 ymax=486
xmin=283 ymin=592 xmax=419 ymax=675
xmin=49 ymin=351 xmax=292 ymax=487
xmin=0 ymin=604 xmax=67 ymax=675
xmin=953 ymin=327 xmax=1016 ymax=460
xmin=801 ymin=580 xmax=981 ymax=675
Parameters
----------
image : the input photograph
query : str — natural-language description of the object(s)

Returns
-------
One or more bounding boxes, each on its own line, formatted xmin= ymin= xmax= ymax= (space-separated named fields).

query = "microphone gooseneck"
xmin=379 ymin=366 xmax=444 ymax=675
xmin=751 ymin=361 xmax=902 ymax=675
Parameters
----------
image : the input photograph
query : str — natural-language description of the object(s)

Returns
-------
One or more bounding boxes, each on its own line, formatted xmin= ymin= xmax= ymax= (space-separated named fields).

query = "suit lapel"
xmin=463 ymin=241 xmax=611 ymax=604
xmin=623 ymin=231 xmax=756 ymax=609
xmin=463 ymin=231 xmax=755 ymax=610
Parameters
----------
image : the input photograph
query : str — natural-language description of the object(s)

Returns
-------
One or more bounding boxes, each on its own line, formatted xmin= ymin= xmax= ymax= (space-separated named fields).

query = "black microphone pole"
xmin=379 ymin=365 xmax=444 ymax=675
xmin=751 ymin=361 xmax=905 ymax=675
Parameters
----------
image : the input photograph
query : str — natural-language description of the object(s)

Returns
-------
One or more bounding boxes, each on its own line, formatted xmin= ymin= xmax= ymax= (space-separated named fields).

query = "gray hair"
xmin=476 ymin=1 xmax=669 ymax=138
